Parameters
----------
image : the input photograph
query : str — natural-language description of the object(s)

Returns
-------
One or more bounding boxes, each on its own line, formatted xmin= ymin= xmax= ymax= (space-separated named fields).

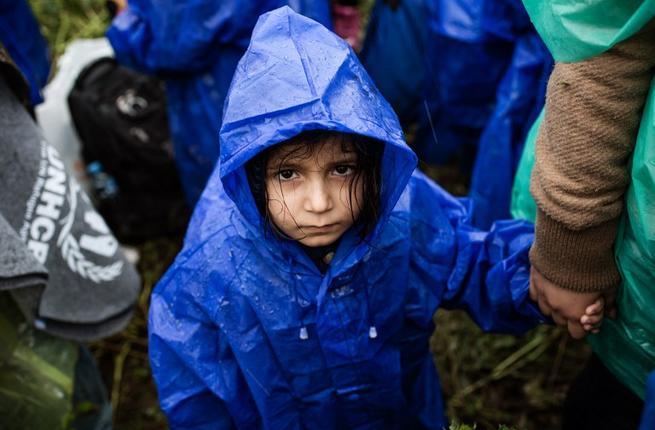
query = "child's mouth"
xmin=301 ymin=224 xmax=337 ymax=232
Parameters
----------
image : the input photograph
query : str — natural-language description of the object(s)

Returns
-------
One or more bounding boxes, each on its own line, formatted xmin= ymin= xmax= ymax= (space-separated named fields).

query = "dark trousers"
xmin=562 ymin=353 xmax=644 ymax=430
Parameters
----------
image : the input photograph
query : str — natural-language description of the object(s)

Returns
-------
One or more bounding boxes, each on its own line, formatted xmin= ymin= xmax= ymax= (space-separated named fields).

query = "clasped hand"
xmin=529 ymin=267 xmax=616 ymax=339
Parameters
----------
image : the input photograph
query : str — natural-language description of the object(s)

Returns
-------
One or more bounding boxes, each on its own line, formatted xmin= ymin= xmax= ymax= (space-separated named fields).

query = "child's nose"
xmin=304 ymin=179 xmax=332 ymax=213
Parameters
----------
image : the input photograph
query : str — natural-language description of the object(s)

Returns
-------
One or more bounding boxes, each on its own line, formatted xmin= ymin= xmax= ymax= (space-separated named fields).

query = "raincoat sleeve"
xmin=410 ymin=171 xmax=546 ymax=334
xmin=106 ymin=0 xmax=261 ymax=74
xmin=149 ymin=254 xmax=238 ymax=430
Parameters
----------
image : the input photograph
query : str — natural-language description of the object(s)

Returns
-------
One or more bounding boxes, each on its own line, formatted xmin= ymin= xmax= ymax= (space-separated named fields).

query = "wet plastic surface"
xmin=149 ymin=7 xmax=546 ymax=429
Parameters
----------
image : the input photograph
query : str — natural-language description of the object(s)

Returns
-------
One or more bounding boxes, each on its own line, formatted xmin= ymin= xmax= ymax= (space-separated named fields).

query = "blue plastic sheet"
xmin=639 ymin=371 xmax=655 ymax=430
xmin=359 ymin=0 xmax=550 ymax=173
xmin=107 ymin=0 xmax=332 ymax=205
xmin=0 ymin=0 xmax=50 ymax=106
xmin=410 ymin=0 xmax=552 ymax=228
xmin=415 ymin=0 xmax=517 ymax=164
xmin=149 ymin=7 xmax=546 ymax=429
xmin=359 ymin=0 xmax=428 ymax=124
xmin=469 ymin=32 xmax=552 ymax=229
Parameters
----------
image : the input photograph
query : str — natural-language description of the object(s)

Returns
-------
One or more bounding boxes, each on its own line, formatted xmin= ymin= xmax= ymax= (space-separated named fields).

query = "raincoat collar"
xmin=217 ymin=6 xmax=417 ymax=271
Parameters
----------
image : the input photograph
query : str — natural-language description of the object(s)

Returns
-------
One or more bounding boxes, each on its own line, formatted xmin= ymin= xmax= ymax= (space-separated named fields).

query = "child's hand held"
xmin=581 ymin=298 xmax=605 ymax=334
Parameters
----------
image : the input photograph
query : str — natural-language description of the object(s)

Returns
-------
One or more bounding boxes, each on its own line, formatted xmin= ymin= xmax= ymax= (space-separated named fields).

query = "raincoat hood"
xmin=218 ymin=6 xmax=417 ymax=236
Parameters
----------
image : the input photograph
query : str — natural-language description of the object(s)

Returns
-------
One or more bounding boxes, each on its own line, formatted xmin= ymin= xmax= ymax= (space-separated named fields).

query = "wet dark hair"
xmin=246 ymin=130 xmax=384 ymax=242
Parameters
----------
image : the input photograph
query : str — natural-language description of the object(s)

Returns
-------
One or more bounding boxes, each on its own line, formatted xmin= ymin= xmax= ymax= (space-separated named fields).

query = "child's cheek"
xmin=267 ymin=198 xmax=285 ymax=216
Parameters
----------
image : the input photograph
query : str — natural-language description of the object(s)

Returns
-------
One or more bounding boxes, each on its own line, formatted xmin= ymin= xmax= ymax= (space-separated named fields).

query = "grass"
xmin=432 ymin=311 xmax=589 ymax=429
xmin=91 ymin=238 xmax=182 ymax=429
xmin=30 ymin=0 xmax=109 ymax=63
xmin=29 ymin=1 xmax=591 ymax=429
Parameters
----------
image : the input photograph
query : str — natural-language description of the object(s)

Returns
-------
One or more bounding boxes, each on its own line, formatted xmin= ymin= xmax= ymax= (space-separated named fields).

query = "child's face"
xmin=265 ymin=137 xmax=363 ymax=247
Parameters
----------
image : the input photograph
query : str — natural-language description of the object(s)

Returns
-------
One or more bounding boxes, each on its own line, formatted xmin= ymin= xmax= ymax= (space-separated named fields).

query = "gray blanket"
xmin=0 ymin=75 xmax=140 ymax=341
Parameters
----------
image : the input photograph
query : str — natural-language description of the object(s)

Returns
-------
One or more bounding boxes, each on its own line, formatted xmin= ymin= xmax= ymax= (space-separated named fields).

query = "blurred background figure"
xmin=0 ymin=0 xmax=50 ymax=106
xmin=359 ymin=0 xmax=552 ymax=228
xmin=422 ymin=0 xmax=551 ymax=228
xmin=106 ymin=0 xmax=332 ymax=206
xmin=332 ymin=0 xmax=362 ymax=50
xmin=360 ymin=0 xmax=427 ymax=126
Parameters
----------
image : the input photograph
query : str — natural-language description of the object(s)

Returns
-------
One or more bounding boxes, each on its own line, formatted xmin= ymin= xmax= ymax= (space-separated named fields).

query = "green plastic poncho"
xmin=511 ymin=0 xmax=655 ymax=398
xmin=522 ymin=0 xmax=655 ymax=62
xmin=0 ymin=294 xmax=77 ymax=430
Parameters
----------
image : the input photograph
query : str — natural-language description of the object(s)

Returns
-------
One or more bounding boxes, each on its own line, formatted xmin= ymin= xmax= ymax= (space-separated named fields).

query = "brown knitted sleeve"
xmin=529 ymin=19 xmax=655 ymax=292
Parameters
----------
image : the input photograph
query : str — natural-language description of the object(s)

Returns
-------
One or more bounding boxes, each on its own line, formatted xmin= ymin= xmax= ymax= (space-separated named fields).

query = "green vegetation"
xmin=29 ymin=0 xmax=109 ymax=63
xmin=432 ymin=310 xmax=589 ymax=429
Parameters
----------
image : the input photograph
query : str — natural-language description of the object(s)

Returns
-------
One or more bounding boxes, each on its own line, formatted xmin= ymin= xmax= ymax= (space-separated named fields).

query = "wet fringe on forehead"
xmin=246 ymin=130 xmax=384 ymax=242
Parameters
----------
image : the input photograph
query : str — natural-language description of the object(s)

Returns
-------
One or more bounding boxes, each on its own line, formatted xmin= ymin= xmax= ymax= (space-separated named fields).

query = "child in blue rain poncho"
xmin=149 ymin=7 xmax=603 ymax=429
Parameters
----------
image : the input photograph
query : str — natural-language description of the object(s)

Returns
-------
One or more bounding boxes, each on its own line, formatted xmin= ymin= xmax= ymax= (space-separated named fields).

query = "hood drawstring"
xmin=292 ymin=272 xmax=311 ymax=340
xmin=362 ymin=272 xmax=377 ymax=339
xmin=369 ymin=326 xmax=378 ymax=339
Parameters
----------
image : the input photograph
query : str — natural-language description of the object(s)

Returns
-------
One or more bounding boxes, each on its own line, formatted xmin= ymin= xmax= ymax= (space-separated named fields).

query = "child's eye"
xmin=277 ymin=169 xmax=298 ymax=180
xmin=333 ymin=165 xmax=354 ymax=176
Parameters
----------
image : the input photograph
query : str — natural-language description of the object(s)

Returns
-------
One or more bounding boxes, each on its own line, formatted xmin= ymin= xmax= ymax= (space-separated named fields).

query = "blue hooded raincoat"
xmin=107 ymin=0 xmax=331 ymax=204
xmin=149 ymin=7 xmax=545 ymax=429
xmin=0 ymin=0 xmax=50 ymax=106
xmin=417 ymin=0 xmax=552 ymax=228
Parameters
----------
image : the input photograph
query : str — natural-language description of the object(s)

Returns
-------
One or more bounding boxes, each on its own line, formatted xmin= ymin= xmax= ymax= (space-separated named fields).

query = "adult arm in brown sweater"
xmin=528 ymin=19 xmax=655 ymax=334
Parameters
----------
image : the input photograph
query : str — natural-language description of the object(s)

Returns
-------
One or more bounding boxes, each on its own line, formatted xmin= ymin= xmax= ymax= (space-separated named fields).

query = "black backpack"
xmin=68 ymin=57 xmax=189 ymax=243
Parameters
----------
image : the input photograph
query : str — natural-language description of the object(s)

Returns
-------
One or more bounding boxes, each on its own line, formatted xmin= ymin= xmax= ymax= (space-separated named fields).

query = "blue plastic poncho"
xmin=469 ymin=31 xmax=552 ymax=229
xmin=417 ymin=0 xmax=525 ymax=162
xmin=640 ymin=371 xmax=655 ymax=430
xmin=107 ymin=0 xmax=331 ymax=205
xmin=359 ymin=0 xmax=428 ymax=124
xmin=149 ymin=7 xmax=545 ymax=429
xmin=0 ymin=0 xmax=50 ymax=106
xmin=414 ymin=0 xmax=552 ymax=228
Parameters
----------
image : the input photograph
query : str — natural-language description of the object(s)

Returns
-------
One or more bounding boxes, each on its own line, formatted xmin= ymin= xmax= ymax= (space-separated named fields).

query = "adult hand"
xmin=529 ymin=267 xmax=614 ymax=339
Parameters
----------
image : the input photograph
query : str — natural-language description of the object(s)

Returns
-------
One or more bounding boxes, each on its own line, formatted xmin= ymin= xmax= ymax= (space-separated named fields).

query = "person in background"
xmin=332 ymin=0 xmax=362 ymax=51
xmin=512 ymin=1 xmax=655 ymax=428
xmin=0 ymin=0 xmax=50 ymax=106
xmin=359 ymin=0 xmax=552 ymax=230
xmin=359 ymin=0 xmax=427 ymax=126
